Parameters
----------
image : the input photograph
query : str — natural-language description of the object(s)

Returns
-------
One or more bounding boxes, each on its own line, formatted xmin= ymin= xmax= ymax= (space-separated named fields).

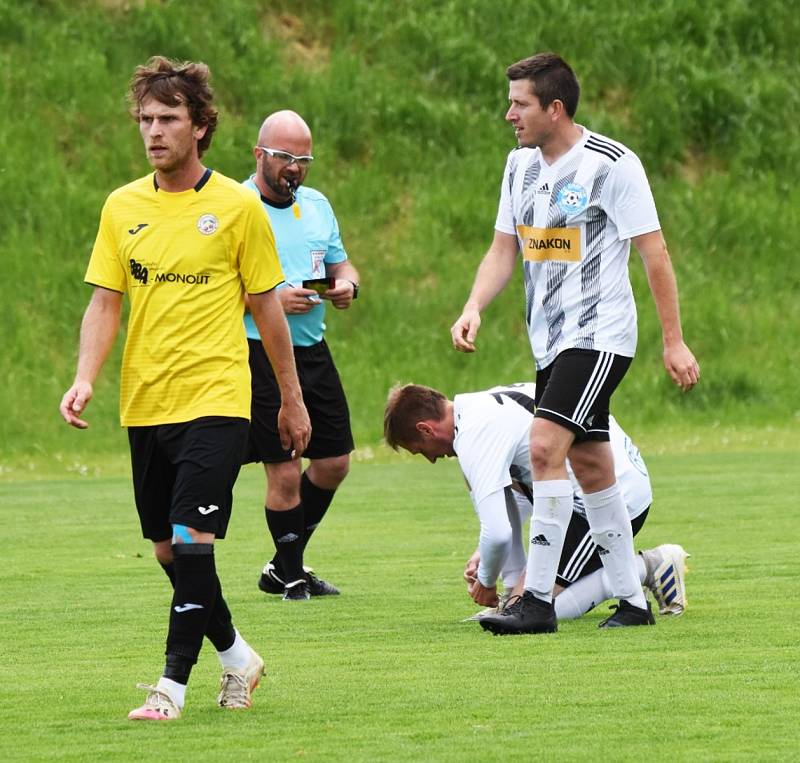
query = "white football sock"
xmin=156 ymin=676 xmax=186 ymax=708
xmin=555 ymin=556 xmax=646 ymax=620
xmin=524 ymin=480 xmax=573 ymax=603
xmin=584 ymin=483 xmax=647 ymax=609
xmin=216 ymin=629 xmax=251 ymax=671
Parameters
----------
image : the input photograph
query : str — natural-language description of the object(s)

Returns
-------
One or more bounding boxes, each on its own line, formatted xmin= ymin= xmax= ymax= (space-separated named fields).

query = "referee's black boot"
xmin=479 ymin=591 xmax=557 ymax=635
xmin=598 ymin=599 xmax=655 ymax=628
xmin=257 ymin=562 xmax=285 ymax=595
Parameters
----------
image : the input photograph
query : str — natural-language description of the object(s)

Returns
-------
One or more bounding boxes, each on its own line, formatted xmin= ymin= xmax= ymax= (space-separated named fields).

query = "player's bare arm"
xmin=634 ymin=230 xmax=700 ymax=392
xmin=249 ymin=289 xmax=312 ymax=455
xmin=324 ymin=260 xmax=360 ymax=309
xmin=451 ymin=230 xmax=519 ymax=352
xmin=59 ymin=286 xmax=123 ymax=429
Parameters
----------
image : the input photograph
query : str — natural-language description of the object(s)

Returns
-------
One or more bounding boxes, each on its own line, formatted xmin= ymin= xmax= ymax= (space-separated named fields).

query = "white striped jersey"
xmin=453 ymin=383 xmax=651 ymax=519
xmin=495 ymin=127 xmax=660 ymax=370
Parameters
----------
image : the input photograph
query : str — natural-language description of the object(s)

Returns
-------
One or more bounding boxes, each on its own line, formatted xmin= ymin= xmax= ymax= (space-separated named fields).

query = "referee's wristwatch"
xmin=347 ymin=280 xmax=359 ymax=299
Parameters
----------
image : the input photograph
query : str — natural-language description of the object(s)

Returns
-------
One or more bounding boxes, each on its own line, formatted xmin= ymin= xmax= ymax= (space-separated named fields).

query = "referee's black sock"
xmin=300 ymin=471 xmax=337 ymax=551
xmin=265 ymin=503 xmax=305 ymax=584
xmin=164 ymin=543 xmax=218 ymax=683
xmin=159 ymin=560 xmax=236 ymax=653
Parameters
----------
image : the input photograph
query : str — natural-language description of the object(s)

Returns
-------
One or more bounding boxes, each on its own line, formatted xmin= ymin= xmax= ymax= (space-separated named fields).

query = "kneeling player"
xmin=383 ymin=382 xmax=689 ymax=633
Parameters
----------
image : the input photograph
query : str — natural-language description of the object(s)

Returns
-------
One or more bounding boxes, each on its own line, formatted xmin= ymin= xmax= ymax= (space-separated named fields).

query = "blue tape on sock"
xmin=172 ymin=524 xmax=194 ymax=544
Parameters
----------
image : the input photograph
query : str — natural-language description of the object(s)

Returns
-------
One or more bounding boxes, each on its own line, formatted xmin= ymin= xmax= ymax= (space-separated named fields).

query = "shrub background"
xmin=2 ymin=0 xmax=798 ymax=462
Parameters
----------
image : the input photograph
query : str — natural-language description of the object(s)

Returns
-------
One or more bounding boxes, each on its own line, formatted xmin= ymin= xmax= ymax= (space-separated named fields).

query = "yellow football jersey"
xmin=85 ymin=170 xmax=284 ymax=426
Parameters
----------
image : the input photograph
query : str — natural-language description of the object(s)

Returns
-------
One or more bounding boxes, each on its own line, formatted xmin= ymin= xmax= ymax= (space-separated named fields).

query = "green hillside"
xmin=2 ymin=0 xmax=798 ymax=464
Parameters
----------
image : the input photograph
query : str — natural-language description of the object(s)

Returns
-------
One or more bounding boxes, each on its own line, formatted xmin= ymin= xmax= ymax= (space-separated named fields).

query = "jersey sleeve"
xmin=494 ymin=151 xmax=518 ymax=235
xmin=474 ymin=488 xmax=514 ymax=587
xmin=239 ymin=193 xmax=285 ymax=294
xmin=603 ymin=153 xmax=661 ymax=240
xmin=84 ymin=198 xmax=127 ymax=292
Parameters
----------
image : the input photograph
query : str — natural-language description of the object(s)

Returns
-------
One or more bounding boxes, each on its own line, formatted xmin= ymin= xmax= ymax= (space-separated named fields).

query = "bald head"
xmin=253 ymin=110 xmax=314 ymax=202
xmin=257 ymin=110 xmax=312 ymax=153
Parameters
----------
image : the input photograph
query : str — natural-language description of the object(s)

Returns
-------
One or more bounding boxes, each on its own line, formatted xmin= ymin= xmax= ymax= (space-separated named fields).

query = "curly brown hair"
xmin=128 ymin=55 xmax=219 ymax=157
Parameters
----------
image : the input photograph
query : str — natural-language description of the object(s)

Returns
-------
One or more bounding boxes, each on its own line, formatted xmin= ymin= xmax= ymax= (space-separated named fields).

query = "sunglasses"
xmin=256 ymin=146 xmax=314 ymax=168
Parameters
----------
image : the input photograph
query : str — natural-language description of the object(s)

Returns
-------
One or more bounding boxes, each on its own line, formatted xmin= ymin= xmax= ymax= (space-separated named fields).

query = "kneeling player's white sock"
xmin=217 ymin=629 xmax=251 ymax=671
xmin=555 ymin=556 xmax=647 ymax=620
xmin=584 ymin=484 xmax=647 ymax=609
xmin=524 ymin=480 xmax=573 ymax=603
xmin=156 ymin=676 xmax=186 ymax=708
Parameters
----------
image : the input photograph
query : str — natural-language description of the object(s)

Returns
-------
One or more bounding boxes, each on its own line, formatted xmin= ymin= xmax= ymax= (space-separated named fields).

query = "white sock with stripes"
xmin=523 ymin=480 xmax=573 ymax=603
xmin=584 ymin=483 xmax=647 ymax=609
xmin=555 ymin=555 xmax=647 ymax=620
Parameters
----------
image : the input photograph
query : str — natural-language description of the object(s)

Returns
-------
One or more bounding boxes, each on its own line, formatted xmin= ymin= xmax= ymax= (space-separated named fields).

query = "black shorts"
xmin=128 ymin=416 xmax=249 ymax=542
xmin=535 ymin=349 xmax=632 ymax=442
xmin=245 ymin=338 xmax=354 ymax=463
xmin=556 ymin=507 xmax=649 ymax=588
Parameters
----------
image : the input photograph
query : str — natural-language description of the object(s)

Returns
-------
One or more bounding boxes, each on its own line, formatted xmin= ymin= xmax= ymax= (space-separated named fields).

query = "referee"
xmin=243 ymin=111 xmax=359 ymax=601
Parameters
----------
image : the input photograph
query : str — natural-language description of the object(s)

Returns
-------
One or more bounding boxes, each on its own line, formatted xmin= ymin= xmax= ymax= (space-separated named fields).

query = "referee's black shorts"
xmin=245 ymin=338 xmax=354 ymax=464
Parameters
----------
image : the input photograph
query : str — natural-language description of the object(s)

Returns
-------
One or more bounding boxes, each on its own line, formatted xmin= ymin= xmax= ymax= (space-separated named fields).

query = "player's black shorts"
xmin=556 ymin=507 xmax=649 ymax=588
xmin=128 ymin=416 xmax=249 ymax=542
xmin=535 ymin=349 xmax=632 ymax=442
xmin=245 ymin=338 xmax=354 ymax=463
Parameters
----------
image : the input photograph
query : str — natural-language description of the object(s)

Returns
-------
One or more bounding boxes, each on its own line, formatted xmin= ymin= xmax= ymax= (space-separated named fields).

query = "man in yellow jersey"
xmin=59 ymin=56 xmax=310 ymax=722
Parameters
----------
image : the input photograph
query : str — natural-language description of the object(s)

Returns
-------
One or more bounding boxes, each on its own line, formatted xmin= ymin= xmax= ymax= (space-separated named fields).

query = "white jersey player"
xmin=451 ymin=53 xmax=698 ymax=633
xmin=496 ymin=132 xmax=659 ymax=369
xmin=383 ymin=382 xmax=689 ymax=626
xmin=454 ymin=383 xmax=651 ymax=591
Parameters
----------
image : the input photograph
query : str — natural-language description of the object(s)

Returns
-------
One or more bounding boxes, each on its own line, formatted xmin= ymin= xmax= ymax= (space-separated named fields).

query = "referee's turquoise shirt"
xmin=242 ymin=176 xmax=348 ymax=347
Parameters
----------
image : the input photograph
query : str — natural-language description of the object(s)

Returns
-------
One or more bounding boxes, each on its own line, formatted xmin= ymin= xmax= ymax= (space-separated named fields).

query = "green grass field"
xmin=3 ymin=0 xmax=800 ymax=457
xmin=3 ymin=448 xmax=797 ymax=762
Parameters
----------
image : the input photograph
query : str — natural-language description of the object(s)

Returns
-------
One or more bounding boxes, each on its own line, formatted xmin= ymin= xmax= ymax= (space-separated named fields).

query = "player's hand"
xmin=277 ymin=398 xmax=312 ymax=457
xmin=278 ymin=287 xmax=319 ymax=314
xmin=663 ymin=341 xmax=700 ymax=392
xmin=60 ymin=381 xmax=93 ymax=429
xmin=451 ymin=309 xmax=480 ymax=352
xmin=463 ymin=551 xmax=480 ymax=584
xmin=324 ymin=279 xmax=355 ymax=310
xmin=468 ymin=579 xmax=499 ymax=607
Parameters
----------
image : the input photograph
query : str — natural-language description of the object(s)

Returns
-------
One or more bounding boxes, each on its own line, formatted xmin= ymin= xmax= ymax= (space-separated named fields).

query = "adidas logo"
xmin=530 ymin=534 xmax=550 ymax=546
xmin=537 ymin=183 xmax=550 ymax=194
xmin=659 ymin=564 xmax=677 ymax=604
